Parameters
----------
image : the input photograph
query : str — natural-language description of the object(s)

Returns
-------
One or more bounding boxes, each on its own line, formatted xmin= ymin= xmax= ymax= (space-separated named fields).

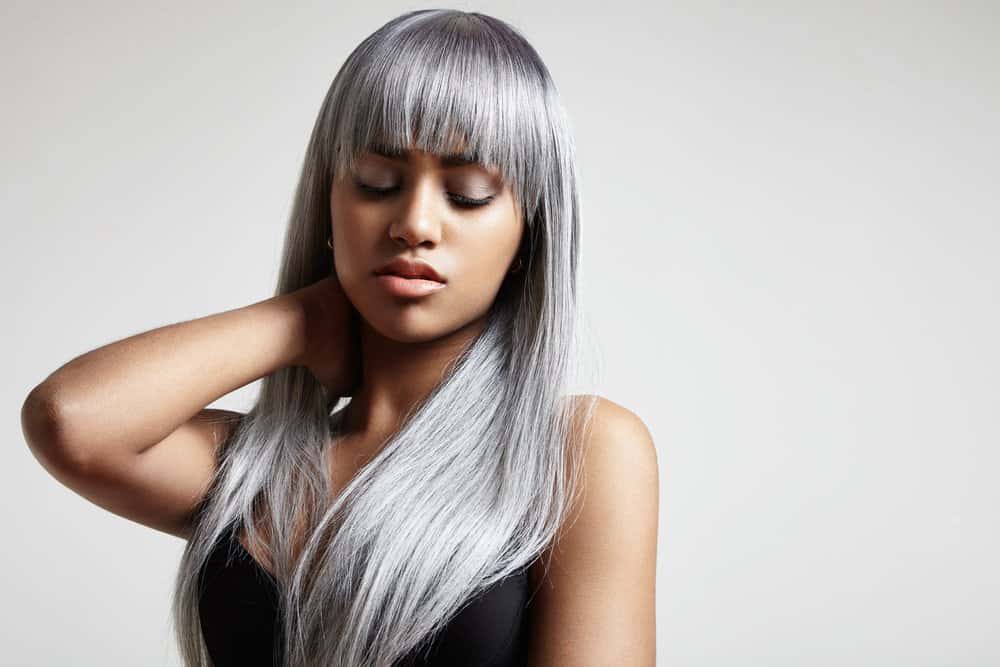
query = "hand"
xmin=288 ymin=273 xmax=361 ymax=397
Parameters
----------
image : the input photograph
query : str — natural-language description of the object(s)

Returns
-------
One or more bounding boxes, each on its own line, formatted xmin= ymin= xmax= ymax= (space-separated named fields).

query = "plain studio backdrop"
xmin=3 ymin=2 xmax=997 ymax=665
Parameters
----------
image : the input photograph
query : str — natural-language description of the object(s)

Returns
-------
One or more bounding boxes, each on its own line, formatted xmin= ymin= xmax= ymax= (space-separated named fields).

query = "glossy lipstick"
xmin=373 ymin=257 xmax=447 ymax=298
xmin=375 ymin=274 xmax=447 ymax=298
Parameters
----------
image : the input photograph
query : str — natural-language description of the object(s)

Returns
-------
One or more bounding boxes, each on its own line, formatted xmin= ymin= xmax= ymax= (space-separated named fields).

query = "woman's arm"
xmin=22 ymin=293 xmax=306 ymax=467
xmin=527 ymin=396 xmax=659 ymax=666
xmin=19 ymin=275 xmax=351 ymax=539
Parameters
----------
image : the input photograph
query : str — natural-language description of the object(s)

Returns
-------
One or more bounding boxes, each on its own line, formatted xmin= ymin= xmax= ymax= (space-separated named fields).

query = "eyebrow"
xmin=368 ymin=144 xmax=482 ymax=168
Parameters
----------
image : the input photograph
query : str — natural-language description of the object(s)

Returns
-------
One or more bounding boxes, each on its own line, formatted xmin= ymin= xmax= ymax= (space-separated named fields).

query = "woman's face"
xmin=330 ymin=143 xmax=524 ymax=343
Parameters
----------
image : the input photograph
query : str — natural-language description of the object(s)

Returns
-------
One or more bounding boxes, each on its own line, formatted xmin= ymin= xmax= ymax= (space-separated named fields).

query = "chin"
xmin=349 ymin=280 xmax=490 ymax=345
xmin=359 ymin=302 xmax=453 ymax=344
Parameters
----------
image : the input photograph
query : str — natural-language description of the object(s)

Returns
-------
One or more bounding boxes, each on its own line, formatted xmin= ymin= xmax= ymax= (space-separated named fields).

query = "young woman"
xmin=22 ymin=9 xmax=658 ymax=666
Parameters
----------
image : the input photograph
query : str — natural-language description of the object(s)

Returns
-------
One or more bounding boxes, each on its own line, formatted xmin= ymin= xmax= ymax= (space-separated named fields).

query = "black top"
xmin=197 ymin=522 xmax=535 ymax=666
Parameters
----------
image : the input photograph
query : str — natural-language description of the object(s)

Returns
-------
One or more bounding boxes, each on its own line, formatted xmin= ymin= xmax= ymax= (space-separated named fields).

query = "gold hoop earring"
xmin=326 ymin=236 xmax=334 ymax=250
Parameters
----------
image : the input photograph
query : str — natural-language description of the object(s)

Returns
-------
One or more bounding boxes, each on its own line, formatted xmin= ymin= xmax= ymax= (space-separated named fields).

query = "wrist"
xmin=257 ymin=291 xmax=310 ymax=369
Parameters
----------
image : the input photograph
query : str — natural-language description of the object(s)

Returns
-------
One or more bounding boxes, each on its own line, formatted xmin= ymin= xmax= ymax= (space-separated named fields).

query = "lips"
xmin=374 ymin=257 xmax=446 ymax=283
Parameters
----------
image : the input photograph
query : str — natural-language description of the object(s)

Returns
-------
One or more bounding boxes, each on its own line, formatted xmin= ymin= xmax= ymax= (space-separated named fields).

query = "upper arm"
xmin=527 ymin=396 xmax=659 ymax=666
xmin=29 ymin=406 xmax=242 ymax=542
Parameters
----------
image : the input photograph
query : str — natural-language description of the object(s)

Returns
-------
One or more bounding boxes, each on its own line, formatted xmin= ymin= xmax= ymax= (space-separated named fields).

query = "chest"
xmin=198 ymin=523 xmax=534 ymax=666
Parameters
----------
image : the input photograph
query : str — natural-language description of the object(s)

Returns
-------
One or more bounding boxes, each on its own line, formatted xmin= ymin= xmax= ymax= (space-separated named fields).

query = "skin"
xmin=22 ymin=133 xmax=656 ymax=663
xmin=328 ymin=141 xmax=524 ymax=459
xmin=325 ymin=143 xmax=658 ymax=665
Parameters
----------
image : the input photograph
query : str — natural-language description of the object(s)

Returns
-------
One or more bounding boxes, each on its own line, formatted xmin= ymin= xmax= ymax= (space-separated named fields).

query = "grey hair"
xmin=170 ymin=9 xmax=600 ymax=666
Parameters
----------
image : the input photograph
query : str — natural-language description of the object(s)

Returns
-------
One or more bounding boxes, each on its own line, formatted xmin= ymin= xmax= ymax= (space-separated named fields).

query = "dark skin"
xmin=24 ymin=136 xmax=655 ymax=664
xmin=234 ymin=140 xmax=526 ymax=570
xmin=326 ymin=143 xmax=525 ymax=466
xmin=262 ymin=144 xmax=656 ymax=665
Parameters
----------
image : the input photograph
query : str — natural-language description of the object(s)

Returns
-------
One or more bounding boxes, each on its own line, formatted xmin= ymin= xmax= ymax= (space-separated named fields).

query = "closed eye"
xmin=354 ymin=182 xmax=494 ymax=209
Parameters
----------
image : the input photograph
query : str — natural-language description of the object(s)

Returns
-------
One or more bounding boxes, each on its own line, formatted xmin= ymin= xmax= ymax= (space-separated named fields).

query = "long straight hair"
xmin=170 ymin=9 xmax=600 ymax=666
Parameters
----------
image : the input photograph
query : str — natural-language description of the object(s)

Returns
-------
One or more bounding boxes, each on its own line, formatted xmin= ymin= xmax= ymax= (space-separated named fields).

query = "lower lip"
xmin=375 ymin=274 xmax=447 ymax=298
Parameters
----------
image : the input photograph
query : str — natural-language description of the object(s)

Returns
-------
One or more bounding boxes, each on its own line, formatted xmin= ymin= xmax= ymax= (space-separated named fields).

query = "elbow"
xmin=21 ymin=384 xmax=93 ymax=476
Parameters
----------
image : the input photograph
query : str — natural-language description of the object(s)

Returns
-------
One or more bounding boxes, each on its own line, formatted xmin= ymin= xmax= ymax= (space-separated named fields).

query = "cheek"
xmin=332 ymin=228 xmax=370 ymax=288
xmin=330 ymin=201 xmax=372 ymax=276
xmin=456 ymin=229 xmax=522 ymax=292
xmin=329 ymin=225 xmax=365 ymax=302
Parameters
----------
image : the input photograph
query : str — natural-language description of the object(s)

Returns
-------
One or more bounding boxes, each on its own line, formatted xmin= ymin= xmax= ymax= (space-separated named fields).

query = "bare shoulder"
xmin=575 ymin=394 xmax=656 ymax=463
xmin=526 ymin=394 xmax=659 ymax=665
xmin=561 ymin=394 xmax=658 ymax=497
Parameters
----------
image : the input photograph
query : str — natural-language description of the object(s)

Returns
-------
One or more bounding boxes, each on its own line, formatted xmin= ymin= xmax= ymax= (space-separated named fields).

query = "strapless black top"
xmin=197 ymin=522 xmax=535 ymax=666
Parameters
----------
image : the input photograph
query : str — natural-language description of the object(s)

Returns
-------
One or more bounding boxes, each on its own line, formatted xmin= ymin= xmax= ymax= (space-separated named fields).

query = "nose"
xmin=388 ymin=176 xmax=442 ymax=249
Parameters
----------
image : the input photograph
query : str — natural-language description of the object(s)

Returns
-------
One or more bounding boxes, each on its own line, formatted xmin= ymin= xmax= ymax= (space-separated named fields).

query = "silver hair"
xmin=170 ymin=9 xmax=600 ymax=666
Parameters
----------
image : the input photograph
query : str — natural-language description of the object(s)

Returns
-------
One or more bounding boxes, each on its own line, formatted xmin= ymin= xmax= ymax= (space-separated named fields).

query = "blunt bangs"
xmin=327 ymin=12 xmax=556 ymax=224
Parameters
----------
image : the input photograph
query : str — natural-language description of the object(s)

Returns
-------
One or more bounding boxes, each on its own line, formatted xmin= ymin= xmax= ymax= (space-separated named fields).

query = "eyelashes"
xmin=354 ymin=181 xmax=495 ymax=209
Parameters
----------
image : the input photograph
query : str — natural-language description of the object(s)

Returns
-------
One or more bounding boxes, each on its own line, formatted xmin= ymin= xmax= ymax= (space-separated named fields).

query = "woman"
xmin=21 ymin=9 xmax=658 ymax=666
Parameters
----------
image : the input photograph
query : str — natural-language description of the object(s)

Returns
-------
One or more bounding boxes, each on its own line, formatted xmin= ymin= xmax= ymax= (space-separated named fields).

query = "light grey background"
xmin=3 ymin=1 xmax=998 ymax=665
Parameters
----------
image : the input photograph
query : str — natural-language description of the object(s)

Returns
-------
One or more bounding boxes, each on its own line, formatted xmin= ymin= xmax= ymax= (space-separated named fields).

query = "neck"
xmin=340 ymin=314 xmax=488 ymax=442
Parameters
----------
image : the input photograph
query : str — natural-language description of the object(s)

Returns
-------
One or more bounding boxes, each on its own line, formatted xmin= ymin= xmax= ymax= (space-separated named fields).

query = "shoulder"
xmin=574 ymin=394 xmax=657 ymax=466
xmin=565 ymin=394 xmax=659 ymax=506
xmin=526 ymin=394 xmax=658 ymax=664
xmin=562 ymin=393 xmax=659 ymax=574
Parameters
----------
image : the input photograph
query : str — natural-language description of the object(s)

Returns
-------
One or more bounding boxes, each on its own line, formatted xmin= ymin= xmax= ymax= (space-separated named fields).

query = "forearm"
xmin=22 ymin=293 xmax=306 ymax=461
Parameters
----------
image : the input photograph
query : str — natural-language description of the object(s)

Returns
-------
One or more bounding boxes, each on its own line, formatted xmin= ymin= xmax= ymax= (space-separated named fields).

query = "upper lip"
xmin=374 ymin=257 xmax=446 ymax=283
